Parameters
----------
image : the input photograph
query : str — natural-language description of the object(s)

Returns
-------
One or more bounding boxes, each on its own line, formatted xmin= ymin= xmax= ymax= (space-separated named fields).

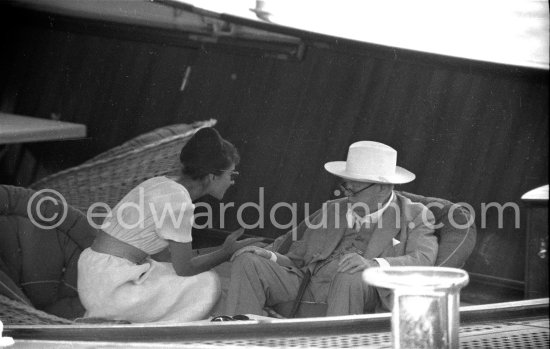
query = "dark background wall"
xmin=1 ymin=5 xmax=548 ymax=288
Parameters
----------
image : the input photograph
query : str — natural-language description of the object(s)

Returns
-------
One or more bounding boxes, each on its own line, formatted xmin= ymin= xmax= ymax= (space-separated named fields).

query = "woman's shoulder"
xmin=141 ymin=176 xmax=191 ymax=202
xmin=138 ymin=176 xmax=181 ymax=189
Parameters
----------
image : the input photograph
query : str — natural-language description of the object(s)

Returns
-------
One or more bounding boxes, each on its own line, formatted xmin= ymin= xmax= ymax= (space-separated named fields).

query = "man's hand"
xmin=222 ymin=228 xmax=265 ymax=256
xmin=230 ymin=245 xmax=272 ymax=262
xmin=337 ymin=253 xmax=379 ymax=273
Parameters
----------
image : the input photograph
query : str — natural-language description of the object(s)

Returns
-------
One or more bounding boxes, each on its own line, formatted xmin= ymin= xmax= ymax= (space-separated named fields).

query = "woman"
xmin=77 ymin=127 xmax=262 ymax=323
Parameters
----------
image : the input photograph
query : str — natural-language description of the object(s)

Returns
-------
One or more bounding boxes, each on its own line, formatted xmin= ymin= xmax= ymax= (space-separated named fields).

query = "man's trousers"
xmin=225 ymin=253 xmax=380 ymax=316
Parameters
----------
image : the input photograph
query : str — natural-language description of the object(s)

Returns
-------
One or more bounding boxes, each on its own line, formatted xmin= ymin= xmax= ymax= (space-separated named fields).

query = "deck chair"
xmin=267 ymin=191 xmax=477 ymax=318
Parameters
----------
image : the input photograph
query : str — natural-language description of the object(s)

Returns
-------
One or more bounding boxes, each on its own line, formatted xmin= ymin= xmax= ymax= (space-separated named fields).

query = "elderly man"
xmin=225 ymin=141 xmax=438 ymax=316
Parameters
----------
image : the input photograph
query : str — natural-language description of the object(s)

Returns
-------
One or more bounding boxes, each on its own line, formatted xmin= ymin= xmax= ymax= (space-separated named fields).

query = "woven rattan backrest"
xmin=30 ymin=120 xmax=216 ymax=213
xmin=0 ymin=294 xmax=75 ymax=325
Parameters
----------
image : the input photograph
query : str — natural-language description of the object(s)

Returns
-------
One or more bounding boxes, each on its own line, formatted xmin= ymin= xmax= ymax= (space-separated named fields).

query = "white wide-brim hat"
xmin=324 ymin=141 xmax=415 ymax=184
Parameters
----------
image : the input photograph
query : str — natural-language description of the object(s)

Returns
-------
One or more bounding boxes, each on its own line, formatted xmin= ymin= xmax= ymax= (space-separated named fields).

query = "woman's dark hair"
xmin=179 ymin=127 xmax=240 ymax=180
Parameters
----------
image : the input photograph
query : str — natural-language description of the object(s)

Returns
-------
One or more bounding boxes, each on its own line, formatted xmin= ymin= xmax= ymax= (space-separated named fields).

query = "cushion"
xmin=398 ymin=191 xmax=476 ymax=268
xmin=0 ymin=185 xmax=97 ymax=319
xmin=0 ymin=268 xmax=31 ymax=306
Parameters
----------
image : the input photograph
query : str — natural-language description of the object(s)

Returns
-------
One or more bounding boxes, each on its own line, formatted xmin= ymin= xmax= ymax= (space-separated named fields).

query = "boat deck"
xmin=5 ymin=299 xmax=549 ymax=348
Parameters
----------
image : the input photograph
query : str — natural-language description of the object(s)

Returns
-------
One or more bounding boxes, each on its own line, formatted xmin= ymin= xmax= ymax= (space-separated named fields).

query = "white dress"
xmin=77 ymin=176 xmax=220 ymax=323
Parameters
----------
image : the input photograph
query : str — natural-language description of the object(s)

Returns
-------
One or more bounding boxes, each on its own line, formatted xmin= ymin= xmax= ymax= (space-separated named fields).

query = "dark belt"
xmin=91 ymin=230 xmax=149 ymax=264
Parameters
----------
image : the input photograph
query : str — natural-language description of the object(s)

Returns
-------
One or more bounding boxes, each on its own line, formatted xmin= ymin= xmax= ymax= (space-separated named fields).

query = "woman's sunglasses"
xmin=215 ymin=169 xmax=239 ymax=181
xmin=211 ymin=314 xmax=250 ymax=322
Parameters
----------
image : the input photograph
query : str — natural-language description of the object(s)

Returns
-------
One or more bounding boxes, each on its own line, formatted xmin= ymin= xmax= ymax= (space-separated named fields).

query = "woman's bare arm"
xmin=168 ymin=240 xmax=229 ymax=276
xmin=151 ymin=248 xmax=171 ymax=262
xmin=169 ymin=228 xmax=264 ymax=276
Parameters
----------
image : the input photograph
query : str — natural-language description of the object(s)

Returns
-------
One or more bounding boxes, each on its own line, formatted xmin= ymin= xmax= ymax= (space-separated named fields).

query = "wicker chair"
xmin=0 ymin=294 xmax=75 ymax=325
xmin=30 ymin=119 xmax=216 ymax=214
xmin=0 ymin=120 xmax=217 ymax=325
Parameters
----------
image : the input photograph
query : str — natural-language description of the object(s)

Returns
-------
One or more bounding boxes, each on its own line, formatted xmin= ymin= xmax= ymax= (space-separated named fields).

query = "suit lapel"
xmin=322 ymin=201 xmax=348 ymax=258
xmin=306 ymin=200 xmax=348 ymax=263
xmin=364 ymin=195 xmax=402 ymax=259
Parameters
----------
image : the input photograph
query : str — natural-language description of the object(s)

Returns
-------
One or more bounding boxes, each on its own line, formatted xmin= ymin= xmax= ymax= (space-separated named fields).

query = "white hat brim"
xmin=324 ymin=161 xmax=415 ymax=184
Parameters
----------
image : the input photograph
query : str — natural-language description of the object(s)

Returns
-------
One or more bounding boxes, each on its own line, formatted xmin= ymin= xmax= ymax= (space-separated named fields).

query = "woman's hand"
xmin=230 ymin=245 xmax=272 ymax=262
xmin=337 ymin=253 xmax=378 ymax=273
xmin=222 ymin=228 xmax=265 ymax=256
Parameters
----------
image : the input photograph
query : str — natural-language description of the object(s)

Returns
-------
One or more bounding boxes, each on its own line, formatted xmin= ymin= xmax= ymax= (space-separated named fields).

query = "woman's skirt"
xmin=77 ymin=248 xmax=220 ymax=323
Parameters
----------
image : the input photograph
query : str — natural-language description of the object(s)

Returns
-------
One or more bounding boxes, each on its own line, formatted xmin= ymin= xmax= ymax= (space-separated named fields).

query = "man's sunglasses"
xmin=211 ymin=314 xmax=250 ymax=322
xmin=339 ymin=181 xmax=375 ymax=196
